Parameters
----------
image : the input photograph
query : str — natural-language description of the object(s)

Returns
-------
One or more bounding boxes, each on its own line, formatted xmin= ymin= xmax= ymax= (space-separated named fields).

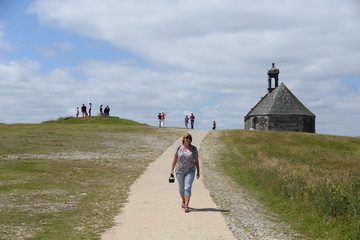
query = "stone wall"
xmin=244 ymin=116 xmax=269 ymax=130
xmin=269 ymin=115 xmax=315 ymax=133
xmin=244 ymin=115 xmax=315 ymax=133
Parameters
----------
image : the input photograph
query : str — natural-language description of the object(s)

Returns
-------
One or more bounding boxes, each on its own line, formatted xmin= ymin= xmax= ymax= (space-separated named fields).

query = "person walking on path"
xmin=170 ymin=133 xmax=200 ymax=213
xmin=184 ymin=115 xmax=189 ymax=129
xmin=76 ymin=107 xmax=79 ymax=117
xmin=101 ymin=130 xmax=237 ymax=240
xmin=190 ymin=113 xmax=195 ymax=129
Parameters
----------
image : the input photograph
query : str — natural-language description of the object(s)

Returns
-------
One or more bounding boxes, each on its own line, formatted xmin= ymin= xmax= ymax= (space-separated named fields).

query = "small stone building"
xmin=244 ymin=64 xmax=316 ymax=133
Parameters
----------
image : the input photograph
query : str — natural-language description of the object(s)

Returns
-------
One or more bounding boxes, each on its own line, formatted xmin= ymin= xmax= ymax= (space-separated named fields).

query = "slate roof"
xmin=245 ymin=83 xmax=315 ymax=117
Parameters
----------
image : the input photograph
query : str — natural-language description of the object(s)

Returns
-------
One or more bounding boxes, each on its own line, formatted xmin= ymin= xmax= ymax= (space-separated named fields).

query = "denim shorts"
xmin=176 ymin=171 xmax=195 ymax=196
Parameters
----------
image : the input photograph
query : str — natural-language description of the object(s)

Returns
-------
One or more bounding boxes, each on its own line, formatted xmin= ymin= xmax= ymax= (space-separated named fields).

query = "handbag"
xmin=169 ymin=173 xmax=175 ymax=183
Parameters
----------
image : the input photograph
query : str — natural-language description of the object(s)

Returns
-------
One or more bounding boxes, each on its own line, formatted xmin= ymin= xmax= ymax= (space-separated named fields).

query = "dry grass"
xmin=0 ymin=122 xmax=185 ymax=239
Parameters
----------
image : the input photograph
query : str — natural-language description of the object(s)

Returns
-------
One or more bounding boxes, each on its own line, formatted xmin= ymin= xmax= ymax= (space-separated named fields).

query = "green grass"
xmin=214 ymin=130 xmax=360 ymax=239
xmin=42 ymin=116 xmax=146 ymax=125
xmin=0 ymin=119 xmax=185 ymax=239
xmin=2 ymin=118 xmax=359 ymax=239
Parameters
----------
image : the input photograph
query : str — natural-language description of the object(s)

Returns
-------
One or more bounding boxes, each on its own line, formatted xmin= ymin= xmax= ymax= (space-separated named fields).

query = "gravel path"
xmin=101 ymin=130 xmax=236 ymax=240
xmin=201 ymin=130 xmax=303 ymax=239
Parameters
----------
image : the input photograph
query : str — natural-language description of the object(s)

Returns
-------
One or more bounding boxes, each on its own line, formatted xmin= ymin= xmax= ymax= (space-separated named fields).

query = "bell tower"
xmin=267 ymin=62 xmax=279 ymax=93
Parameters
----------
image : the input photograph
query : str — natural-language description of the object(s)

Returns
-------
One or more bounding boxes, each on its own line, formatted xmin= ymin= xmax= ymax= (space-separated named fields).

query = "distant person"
xmin=89 ymin=103 xmax=92 ymax=116
xmin=170 ymin=133 xmax=200 ymax=213
xmin=158 ymin=113 xmax=162 ymax=127
xmin=212 ymin=121 xmax=216 ymax=130
xmin=81 ymin=104 xmax=87 ymax=117
xmin=190 ymin=113 xmax=195 ymax=129
xmin=76 ymin=107 xmax=79 ymax=117
xmin=184 ymin=115 xmax=189 ymax=129
xmin=104 ymin=106 xmax=108 ymax=116
xmin=100 ymin=104 xmax=103 ymax=115
xmin=160 ymin=112 xmax=166 ymax=127
xmin=104 ymin=105 xmax=110 ymax=116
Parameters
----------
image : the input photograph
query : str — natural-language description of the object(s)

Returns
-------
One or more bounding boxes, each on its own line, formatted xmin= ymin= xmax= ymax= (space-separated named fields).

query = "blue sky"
xmin=0 ymin=0 xmax=359 ymax=136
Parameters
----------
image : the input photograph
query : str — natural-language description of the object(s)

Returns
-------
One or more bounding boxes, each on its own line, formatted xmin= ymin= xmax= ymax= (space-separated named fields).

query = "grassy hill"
xmin=208 ymin=130 xmax=360 ymax=239
xmin=42 ymin=116 xmax=147 ymax=125
xmin=0 ymin=121 xmax=359 ymax=239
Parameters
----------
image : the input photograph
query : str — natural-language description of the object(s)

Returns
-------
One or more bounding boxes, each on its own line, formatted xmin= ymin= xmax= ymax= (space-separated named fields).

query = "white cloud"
xmin=0 ymin=60 xmax=78 ymax=122
xmin=27 ymin=0 xmax=360 ymax=79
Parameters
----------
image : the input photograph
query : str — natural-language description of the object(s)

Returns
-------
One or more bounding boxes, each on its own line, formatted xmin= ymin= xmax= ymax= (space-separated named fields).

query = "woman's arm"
xmin=170 ymin=154 xmax=178 ymax=175
xmin=194 ymin=152 xmax=200 ymax=179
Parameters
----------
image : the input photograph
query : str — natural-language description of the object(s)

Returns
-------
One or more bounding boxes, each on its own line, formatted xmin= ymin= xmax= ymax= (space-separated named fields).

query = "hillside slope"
xmin=201 ymin=130 xmax=360 ymax=239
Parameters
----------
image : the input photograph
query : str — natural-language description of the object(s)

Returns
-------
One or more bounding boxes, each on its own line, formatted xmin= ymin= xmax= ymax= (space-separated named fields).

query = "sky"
xmin=0 ymin=0 xmax=359 ymax=137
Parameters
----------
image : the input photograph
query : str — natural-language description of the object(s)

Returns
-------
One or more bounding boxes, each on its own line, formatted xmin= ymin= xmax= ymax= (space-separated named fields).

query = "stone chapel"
xmin=244 ymin=63 xmax=316 ymax=133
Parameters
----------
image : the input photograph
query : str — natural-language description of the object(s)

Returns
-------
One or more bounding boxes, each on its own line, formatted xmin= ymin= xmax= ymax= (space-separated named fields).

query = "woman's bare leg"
xmin=184 ymin=195 xmax=191 ymax=212
xmin=180 ymin=195 xmax=185 ymax=208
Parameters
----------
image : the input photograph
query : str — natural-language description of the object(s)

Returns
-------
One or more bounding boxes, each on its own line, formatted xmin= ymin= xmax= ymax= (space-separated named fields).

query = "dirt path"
xmin=101 ymin=130 xmax=236 ymax=240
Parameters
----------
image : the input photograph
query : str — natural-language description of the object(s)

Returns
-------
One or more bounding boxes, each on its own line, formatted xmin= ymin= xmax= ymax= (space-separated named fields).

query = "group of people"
xmin=159 ymin=112 xmax=216 ymax=130
xmin=76 ymin=103 xmax=110 ymax=117
xmin=184 ymin=113 xmax=196 ymax=129
xmin=76 ymin=106 xmax=215 ymax=129
xmin=100 ymin=104 xmax=111 ymax=116
xmin=76 ymin=103 xmax=92 ymax=117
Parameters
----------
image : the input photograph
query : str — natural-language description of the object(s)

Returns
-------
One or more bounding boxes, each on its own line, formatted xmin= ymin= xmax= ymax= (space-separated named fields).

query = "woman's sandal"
xmin=181 ymin=203 xmax=185 ymax=208
xmin=184 ymin=207 xmax=190 ymax=213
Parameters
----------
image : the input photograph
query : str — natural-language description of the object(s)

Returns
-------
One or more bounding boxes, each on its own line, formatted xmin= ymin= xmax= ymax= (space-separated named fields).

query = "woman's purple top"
xmin=175 ymin=145 xmax=197 ymax=173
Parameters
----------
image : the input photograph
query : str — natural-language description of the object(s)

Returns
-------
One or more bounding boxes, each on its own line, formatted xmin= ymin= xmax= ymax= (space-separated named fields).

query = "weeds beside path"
xmin=202 ymin=130 xmax=302 ymax=239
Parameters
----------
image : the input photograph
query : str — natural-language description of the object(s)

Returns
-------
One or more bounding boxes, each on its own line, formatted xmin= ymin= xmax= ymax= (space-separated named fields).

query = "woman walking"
xmin=170 ymin=133 xmax=200 ymax=213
